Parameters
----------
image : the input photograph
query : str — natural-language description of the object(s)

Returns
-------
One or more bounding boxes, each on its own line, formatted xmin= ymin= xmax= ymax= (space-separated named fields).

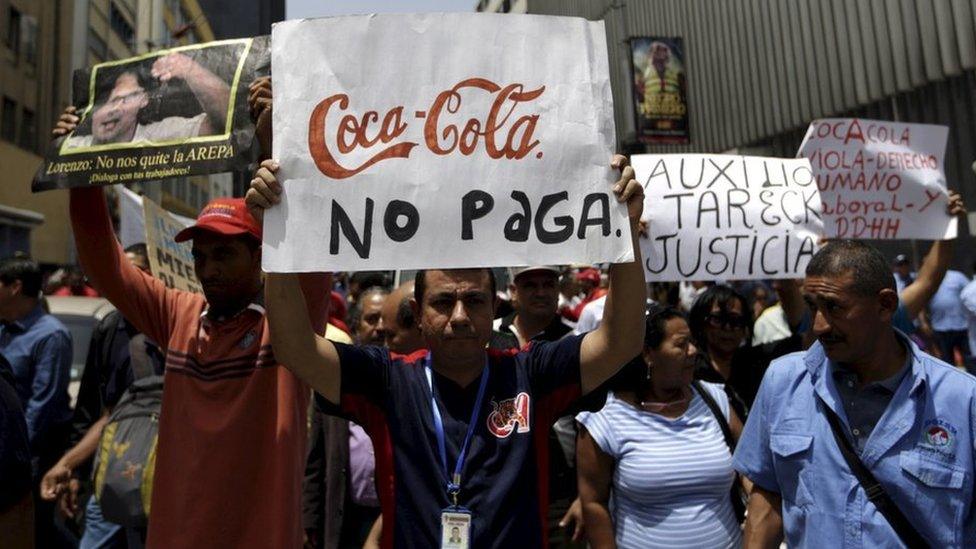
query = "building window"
xmin=110 ymin=3 xmax=135 ymax=47
xmin=88 ymin=29 xmax=107 ymax=60
xmin=19 ymin=108 xmax=35 ymax=151
xmin=6 ymin=7 xmax=21 ymax=55
xmin=1 ymin=98 xmax=16 ymax=143
xmin=22 ymin=15 xmax=37 ymax=67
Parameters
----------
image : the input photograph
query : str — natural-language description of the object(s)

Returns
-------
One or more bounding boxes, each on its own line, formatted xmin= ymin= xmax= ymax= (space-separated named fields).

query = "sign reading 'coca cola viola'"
xmin=797 ymin=118 xmax=955 ymax=240
xmin=262 ymin=14 xmax=631 ymax=272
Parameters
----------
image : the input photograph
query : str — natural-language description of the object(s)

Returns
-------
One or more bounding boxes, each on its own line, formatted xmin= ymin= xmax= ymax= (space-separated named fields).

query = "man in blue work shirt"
xmin=733 ymin=240 xmax=976 ymax=547
xmin=0 ymin=256 xmax=73 ymax=547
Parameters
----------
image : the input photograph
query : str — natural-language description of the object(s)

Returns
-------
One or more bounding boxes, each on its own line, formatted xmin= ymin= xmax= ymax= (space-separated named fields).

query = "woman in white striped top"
xmin=576 ymin=306 xmax=749 ymax=548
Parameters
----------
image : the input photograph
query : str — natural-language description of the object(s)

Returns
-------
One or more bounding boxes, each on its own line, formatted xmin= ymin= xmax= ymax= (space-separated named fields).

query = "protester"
xmin=495 ymin=265 xmax=587 ymax=546
xmin=576 ymin=306 xmax=745 ymax=548
xmin=55 ymin=101 xmax=330 ymax=547
xmin=678 ymin=280 xmax=709 ymax=312
xmin=0 ymin=256 xmax=74 ymax=548
xmin=927 ymin=267 xmax=970 ymax=365
xmin=750 ymin=284 xmax=771 ymax=319
xmin=246 ymin=152 xmax=647 ymax=547
xmin=689 ymin=281 xmax=805 ymax=413
xmin=566 ymin=268 xmax=606 ymax=322
xmin=40 ymin=243 xmax=163 ymax=548
xmin=557 ymin=272 xmax=582 ymax=323
xmin=495 ymin=266 xmax=572 ymax=348
xmin=303 ymin=395 xmax=382 ymax=549
xmin=349 ymin=286 xmax=390 ymax=346
xmin=962 ymin=265 xmax=976 ymax=374
xmin=377 ymin=281 xmax=426 ymax=355
xmin=734 ymin=240 xmax=976 ymax=547
xmin=303 ymin=284 xmax=427 ymax=549
xmin=50 ymin=267 xmax=99 ymax=297
xmin=0 ymin=353 xmax=33 ymax=549
xmin=573 ymin=293 xmax=606 ymax=336
xmin=892 ymin=254 xmax=915 ymax=294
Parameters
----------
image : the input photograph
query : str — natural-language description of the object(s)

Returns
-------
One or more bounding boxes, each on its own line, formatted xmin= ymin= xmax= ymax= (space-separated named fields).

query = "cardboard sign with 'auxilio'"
xmin=798 ymin=118 xmax=954 ymax=240
xmin=634 ymin=154 xmax=823 ymax=282
xmin=262 ymin=14 xmax=631 ymax=272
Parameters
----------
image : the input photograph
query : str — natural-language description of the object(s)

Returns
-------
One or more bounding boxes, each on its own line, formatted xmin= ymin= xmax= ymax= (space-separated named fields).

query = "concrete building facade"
xmin=0 ymin=0 xmax=219 ymax=264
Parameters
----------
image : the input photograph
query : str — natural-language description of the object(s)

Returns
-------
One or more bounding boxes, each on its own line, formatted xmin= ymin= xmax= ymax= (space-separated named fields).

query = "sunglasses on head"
xmin=705 ymin=313 xmax=748 ymax=329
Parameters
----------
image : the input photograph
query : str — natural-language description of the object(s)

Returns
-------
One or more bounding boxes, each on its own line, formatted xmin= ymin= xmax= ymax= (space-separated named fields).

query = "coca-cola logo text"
xmin=308 ymin=77 xmax=545 ymax=179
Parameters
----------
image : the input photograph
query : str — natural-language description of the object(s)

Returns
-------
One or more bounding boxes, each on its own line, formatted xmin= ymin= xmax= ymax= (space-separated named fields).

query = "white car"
xmin=44 ymin=295 xmax=116 ymax=405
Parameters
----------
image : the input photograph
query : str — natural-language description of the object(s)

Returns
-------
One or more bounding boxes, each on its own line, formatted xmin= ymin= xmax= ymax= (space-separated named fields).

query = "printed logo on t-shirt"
xmin=238 ymin=329 xmax=257 ymax=350
xmin=486 ymin=392 xmax=530 ymax=438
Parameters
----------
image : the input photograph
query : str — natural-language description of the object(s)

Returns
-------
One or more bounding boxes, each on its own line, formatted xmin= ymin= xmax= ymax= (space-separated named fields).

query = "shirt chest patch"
xmin=486 ymin=392 xmax=531 ymax=438
xmin=919 ymin=418 xmax=958 ymax=458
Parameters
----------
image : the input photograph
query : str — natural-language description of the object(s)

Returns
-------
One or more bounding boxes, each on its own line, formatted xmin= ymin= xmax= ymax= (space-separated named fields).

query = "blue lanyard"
xmin=424 ymin=355 xmax=490 ymax=507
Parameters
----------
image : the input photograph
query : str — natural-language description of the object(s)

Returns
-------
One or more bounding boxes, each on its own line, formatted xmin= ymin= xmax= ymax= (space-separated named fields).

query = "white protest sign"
xmin=798 ymin=118 xmax=955 ymax=240
xmin=262 ymin=14 xmax=631 ymax=272
xmin=117 ymin=185 xmax=194 ymax=248
xmin=634 ymin=154 xmax=823 ymax=282
xmin=143 ymin=197 xmax=200 ymax=293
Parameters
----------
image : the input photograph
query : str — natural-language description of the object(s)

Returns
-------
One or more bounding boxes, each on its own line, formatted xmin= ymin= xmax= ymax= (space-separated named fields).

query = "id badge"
xmin=440 ymin=507 xmax=472 ymax=549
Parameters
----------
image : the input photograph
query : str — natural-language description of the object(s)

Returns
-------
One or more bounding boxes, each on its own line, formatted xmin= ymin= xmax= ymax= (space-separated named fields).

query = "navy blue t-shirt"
xmin=326 ymin=334 xmax=584 ymax=548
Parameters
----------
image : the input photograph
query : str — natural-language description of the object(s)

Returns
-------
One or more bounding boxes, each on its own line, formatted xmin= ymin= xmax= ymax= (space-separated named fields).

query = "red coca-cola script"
xmin=308 ymin=77 xmax=545 ymax=179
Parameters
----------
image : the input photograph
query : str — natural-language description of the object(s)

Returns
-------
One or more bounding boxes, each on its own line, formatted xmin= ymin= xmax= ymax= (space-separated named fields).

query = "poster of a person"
xmin=631 ymin=37 xmax=689 ymax=143
xmin=62 ymin=41 xmax=243 ymax=151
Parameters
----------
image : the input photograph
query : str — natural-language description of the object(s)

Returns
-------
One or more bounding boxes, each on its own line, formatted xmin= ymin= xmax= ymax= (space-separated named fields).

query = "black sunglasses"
xmin=705 ymin=313 xmax=748 ymax=329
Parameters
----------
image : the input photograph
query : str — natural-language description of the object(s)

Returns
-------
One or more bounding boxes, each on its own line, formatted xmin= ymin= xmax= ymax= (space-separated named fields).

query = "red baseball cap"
xmin=575 ymin=268 xmax=601 ymax=285
xmin=174 ymin=198 xmax=262 ymax=243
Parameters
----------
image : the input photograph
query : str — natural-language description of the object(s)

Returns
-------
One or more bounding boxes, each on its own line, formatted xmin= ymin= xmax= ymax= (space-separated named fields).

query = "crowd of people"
xmin=0 ymin=77 xmax=975 ymax=549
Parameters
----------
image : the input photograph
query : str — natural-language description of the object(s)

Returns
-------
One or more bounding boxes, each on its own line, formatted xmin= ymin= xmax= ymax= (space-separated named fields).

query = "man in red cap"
xmin=569 ymin=268 xmax=606 ymax=322
xmin=54 ymin=109 xmax=329 ymax=549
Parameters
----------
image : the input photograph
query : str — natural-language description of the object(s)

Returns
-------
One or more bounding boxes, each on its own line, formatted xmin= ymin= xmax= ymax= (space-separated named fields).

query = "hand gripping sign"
xmin=798 ymin=118 xmax=955 ymax=240
xmin=634 ymin=154 xmax=824 ymax=282
xmin=261 ymin=14 xmax=632 ymax=272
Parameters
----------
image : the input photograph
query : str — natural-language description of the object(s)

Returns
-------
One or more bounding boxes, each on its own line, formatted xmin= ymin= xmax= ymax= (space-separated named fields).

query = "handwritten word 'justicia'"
xmin=308 ymin=78 xmax=545 ymax=179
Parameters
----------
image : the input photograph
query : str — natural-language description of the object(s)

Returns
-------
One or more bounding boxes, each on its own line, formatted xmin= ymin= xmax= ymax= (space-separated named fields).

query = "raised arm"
xmin=576 ymin=426 xmax=616 ymax=549
xmin=151 ymin=53 xmax=231 ymax=133
xmin=579 ymin=156 xmax=646 ymax=394
xmin=53 ymin=107 xmax=180 ymax=345
xmin=247 ymin=159 xmax=340 ymax=402
xmin=900 ymin=191 xmax=965 ymax=317
xmin=265 ymin=273 xmax=341 ymax=403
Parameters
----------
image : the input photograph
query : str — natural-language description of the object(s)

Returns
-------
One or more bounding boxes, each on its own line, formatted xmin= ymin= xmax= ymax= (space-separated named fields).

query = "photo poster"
xmin=634 ymin=154 xmax=824 ymax=282
xmin=263 ymin=14 xmax=633 ymax=273
xmin=32 ymin=36 xmax=269 ymax=192
xmin=143 ymin=196 xmax=200 ymax=293
xmin=797 ymin=118 xmax=955 ymax=240
xmin=631 ymin=37 xmax=689 ymax=144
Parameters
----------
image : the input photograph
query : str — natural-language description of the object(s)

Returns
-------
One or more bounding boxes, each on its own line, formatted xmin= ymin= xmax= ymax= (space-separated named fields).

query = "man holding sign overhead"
xmin=247 ymin=14 xmax=647 ymax=548
xmin=249 ymin=155 xmax=645 ymax=548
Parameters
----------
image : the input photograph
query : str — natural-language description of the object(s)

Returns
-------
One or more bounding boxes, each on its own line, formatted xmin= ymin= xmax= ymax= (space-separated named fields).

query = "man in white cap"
xmin=495 ymin=266 xmax=571 ymax=348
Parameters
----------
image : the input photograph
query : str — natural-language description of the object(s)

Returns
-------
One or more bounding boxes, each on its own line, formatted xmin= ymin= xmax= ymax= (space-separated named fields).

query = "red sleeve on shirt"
xmin=298 ymin=273 xmax=330 ymax=337
xmin=69 ymin=187 xmax=194 ymax=347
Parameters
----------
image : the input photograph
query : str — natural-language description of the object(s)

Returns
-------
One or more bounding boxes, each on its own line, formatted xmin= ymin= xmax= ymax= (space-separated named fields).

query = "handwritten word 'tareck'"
xmin=308 ymin=77 xmax=545 ymax=179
